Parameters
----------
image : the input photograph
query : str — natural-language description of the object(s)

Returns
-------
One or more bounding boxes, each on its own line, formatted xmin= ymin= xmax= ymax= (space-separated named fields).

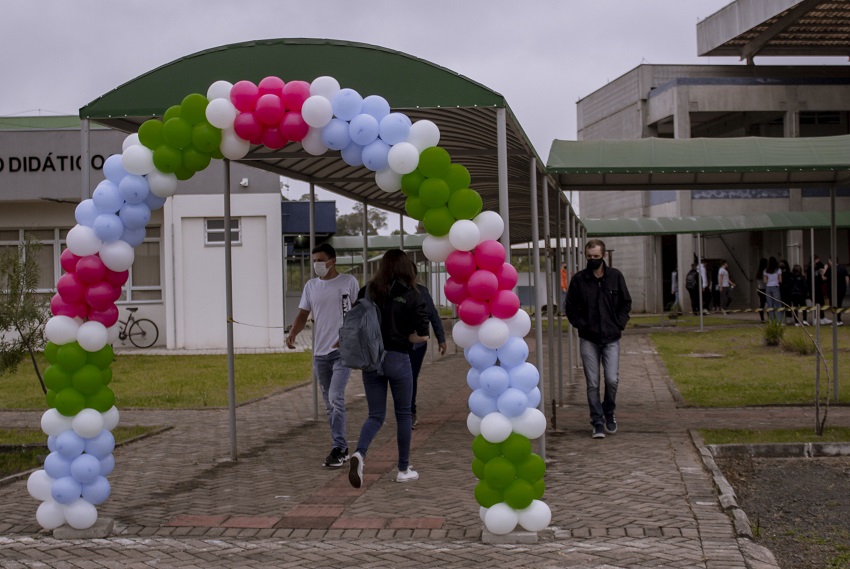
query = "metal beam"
xmin=740 ymin=0 xmax=823 ymax=62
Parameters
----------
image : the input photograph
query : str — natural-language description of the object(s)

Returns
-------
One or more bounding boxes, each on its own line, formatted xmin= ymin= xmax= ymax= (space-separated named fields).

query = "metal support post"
xmin=529 ymin=159 xmax=545 ymax=460
xmin=496 ymin=108 xmax=510 ymax=250
xmin=223 ymin=160 xmax=238 ymax=461
xmin=309 ymin=183 xmax=318 ymax=421
xmin=542 ymin=177 xmax=555 ymax=414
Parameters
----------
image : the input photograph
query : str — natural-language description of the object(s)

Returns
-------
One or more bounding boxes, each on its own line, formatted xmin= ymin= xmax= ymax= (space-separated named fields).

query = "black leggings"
xmin=758 ymin=288 xmax=767 ymax=321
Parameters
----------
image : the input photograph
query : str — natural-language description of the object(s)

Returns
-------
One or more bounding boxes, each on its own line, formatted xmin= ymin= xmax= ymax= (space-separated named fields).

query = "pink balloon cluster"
xmin=230 ymin=77 xmax=312 ymax=149
xmin=51 ymin=249 xmax=128 ymax=327
xmin=446 ymin=240 xmax=520 ymax=326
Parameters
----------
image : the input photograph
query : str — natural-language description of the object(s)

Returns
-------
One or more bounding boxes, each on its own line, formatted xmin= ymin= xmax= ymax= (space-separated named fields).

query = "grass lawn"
xmin=700 ymin=427 xmax=850 ymax=445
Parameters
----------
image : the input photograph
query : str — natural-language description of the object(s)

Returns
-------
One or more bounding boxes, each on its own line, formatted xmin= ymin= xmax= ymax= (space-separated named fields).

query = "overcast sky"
xmin=2 ymin=0 xmax=841 ymax=232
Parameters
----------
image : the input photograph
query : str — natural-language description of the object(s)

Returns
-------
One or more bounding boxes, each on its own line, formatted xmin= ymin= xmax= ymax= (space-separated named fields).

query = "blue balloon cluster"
xmin=74 ymin=155 xmax=165 ymax=247
xmin=43 ymin=428 xmax=114 ymax=506
xmin=465 ymin=336 xmax=540 ymax=419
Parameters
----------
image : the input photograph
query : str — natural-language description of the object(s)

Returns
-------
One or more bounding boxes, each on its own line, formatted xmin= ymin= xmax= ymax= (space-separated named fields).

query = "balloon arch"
xmin=27 ymin=75 xmax=551 ymax=535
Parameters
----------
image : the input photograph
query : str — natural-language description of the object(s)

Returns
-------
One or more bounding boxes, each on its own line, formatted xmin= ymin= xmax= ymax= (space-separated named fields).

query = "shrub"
xmin=782 ymin=333 xmax=816 ymax=355
xmin=763 ymin=320 xmax=785 ymax=346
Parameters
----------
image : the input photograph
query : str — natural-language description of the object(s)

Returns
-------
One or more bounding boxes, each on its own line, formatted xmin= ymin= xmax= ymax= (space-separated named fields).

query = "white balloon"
xmin=36 ymin=499 xmax=66 ymax=530
xmin=484 ymin=503 xmax=518 ymax=535
xmin=408 ymin=120 xmax=441 ymax=151
xmin=301 ymin=96 xmax=334 ymax=128
xmin=106 ymin=324 xmax=120 ymax=346
xmin=473 ymin=211 xmax=505 ymax=242
xmin=517 ymin=500 xmax=552 ymax=532
xmin=478 ymin=318 xmax=510 ymax=350
xmin=466 ymin=412 xmax=483 ymax=436
xmin=121 ymin=145 xmax=154 ymax=176
xmin=310 ymin=76 xmax=341 ymax=100
xmin=41 ymin=409 xmax=73 ymax=437
xmin=448 ymin=219 xmax=481 ymax=252
xmin=27 ymin=470 xmax=54 ymax=501
xmin=505 ymin=309 xmax=532 ymax=337
xmin=479 ymin=506 xmax=489 ymax=523
xmin=421 ymin=234 xmax=455 ymax=263
xmin=301 ymin=127 xmax=329 ymax=156
xmin=122 ymin=133 xmax=140 ymax=152
xmin=375 ymin=168 xmax=402 ymax=193
xmin=77 ymin=321 xmax=108 ymax=352
xmin=99 ymin=240 xmax=135 ymax=272
xmin=66 ymin=225 xmax=103 ymax=257
xmin=206 ymin=80 xmax=233 ymax=101
xmin=205 ymin=97 xmax=238 ymax=130
xmin=64 ymin=498 xmax=98 ymax=530
xmin=72 ymin=409 xmax=105 ymax=439
xmin=147 ymin=169 xmax=179 ymax=198
xmin=387 ymin=142 xmax=420 ymax=175
xmin=480 ymin=412 xmax=513 ymax=443
xmin=220 ymin=129 xmax=250 ymax=160
xmin=451 ymin=321 xmax=480 ymax=349
xmin=510 ymin=407 xmax=547 ymax=440
xmin=45 ymin=316 xmax=81 ymax=345
xmin=102 ymin=406 xmax=120 ymax=431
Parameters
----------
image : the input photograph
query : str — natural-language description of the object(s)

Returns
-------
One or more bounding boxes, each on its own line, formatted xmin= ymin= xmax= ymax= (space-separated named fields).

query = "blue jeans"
xmin=313 ymin=350 xmax=351 ymax=450
xmin=409 ymin=343 xmax=427 ymax=415
xmin=765 ymin=286 xmax=782 ymax=322
xmin=355 ymin=351 xmax=413 ymax=471
xmin=579 ymin=339 xmax=620 ymax=427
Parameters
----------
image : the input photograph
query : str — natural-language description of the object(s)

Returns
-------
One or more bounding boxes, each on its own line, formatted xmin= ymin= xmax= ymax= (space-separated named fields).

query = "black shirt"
xmin=358 ymin=280 xmax=430 ymax=353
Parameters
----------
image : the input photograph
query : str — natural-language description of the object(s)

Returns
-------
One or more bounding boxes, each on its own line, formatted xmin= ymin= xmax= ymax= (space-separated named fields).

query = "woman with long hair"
xmin=349 ymin=249 xmax=430 ymax=488
xmin=764 ymin=257 xmax=783 ymax=323
xmin=756 ymin=258 xmax=768 ymax=322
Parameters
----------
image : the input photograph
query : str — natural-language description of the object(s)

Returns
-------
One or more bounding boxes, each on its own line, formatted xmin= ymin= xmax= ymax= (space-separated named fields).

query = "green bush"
xmin=782 ymin=333 xmax=816 ymax=355
xmin=763 ymin=320 xmax=785 ymax=346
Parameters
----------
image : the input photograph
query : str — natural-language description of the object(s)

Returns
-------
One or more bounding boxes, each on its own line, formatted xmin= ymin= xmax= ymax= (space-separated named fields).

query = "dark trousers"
xmin=409 ymin=343 xmax=427 ymax=415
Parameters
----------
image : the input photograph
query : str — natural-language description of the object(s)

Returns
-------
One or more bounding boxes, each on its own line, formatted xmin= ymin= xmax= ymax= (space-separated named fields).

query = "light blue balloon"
xmin=361 ymin=139 xmax=390 ymax=172
xmin=119 ymin=202 xmax=151 ymax=230
xmin=103 ymin=154 xmax=128 ymax=184
xmin=479 ymin=366 xmax=510 ymax=397
xmin=468 ymin=388 xmax=498 ymax=417
xmin=526 ymin=387 xmax=541 ymax=409
xmin=51 ymin=475 xmax=82 ymax=505
xmin=118 ymin=174 xmax=150 ymax=204
xmin=92 ymin=180 xmax=124 ymax=214
xmin=93 ymin=213 xmax=125 ymax=242
xmin=84 ymin=430 xmax=115 ymax=459
xmin=508 ymin=362 xmax=539 ymax=392
xmin=44 ymin=451 xmax=72 ymax=479
xmin=497 ymin=337 xmax=529 ymax=369
xmin=75 ymin=199 xmax=99 ymax=227
xmin=321 ymin=118 xmax=353 ymax=151
xmin=144 ymin=191 xmax=167 ymax=211
xmin=47 ymin=435 xmax=57 ymax=452
xmin=361 ymin=95 xmax=391 ymax=121
xmin=55 ymin=431 xmax=85 ymax=459
xmin=497 ymin=388 xmax=529 ymax=418
xmin=99 ymin=454 xmax=115 ymax=477
xmin=70 ymin=454 xmax=101 ymax=484
xmin=340 ymin=142 xmax=364 ymax=167
xmin=466 ymin=368 xmax=481 ymax=390
xmin=348 ymin=113 xmax=380 ymax=146
xmin=82 ymin=476 xmax=111 ymax=505
xmin=332 ymin=88 xmax=363 ymax=121
xmin=120 ymin=226 xmax=146 ymax=248
xmin=379 ymin=113 xmax=411 ymax=145
xmin=466 ymin=343 xmax=498 ymax=371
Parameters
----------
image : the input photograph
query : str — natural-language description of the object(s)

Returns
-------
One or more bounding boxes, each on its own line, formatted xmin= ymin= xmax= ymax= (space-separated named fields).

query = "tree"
xmin=335 ymin=203 xmax=388 ymax=236
xmin=0 ymin=236 xmax=49 ymax=393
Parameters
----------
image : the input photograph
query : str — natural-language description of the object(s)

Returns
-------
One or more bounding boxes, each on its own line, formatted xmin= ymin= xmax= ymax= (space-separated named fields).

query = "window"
xmin=205 ymin=218 xmax=241 ymax=246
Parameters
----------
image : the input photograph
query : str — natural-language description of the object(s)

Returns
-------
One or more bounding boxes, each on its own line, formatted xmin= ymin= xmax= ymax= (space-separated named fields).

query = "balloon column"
xmin=28 ymin=74 xmax=549 ymax=534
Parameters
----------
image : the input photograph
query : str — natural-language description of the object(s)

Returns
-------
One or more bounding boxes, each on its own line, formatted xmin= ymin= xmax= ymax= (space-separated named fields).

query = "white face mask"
xmin=313 ymin=261 xmax=330 ymax=278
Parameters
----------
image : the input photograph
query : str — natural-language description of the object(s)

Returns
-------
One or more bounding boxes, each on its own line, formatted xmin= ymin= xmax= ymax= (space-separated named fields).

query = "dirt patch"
xmin=717 ymin=456 xmax=850 ymax=569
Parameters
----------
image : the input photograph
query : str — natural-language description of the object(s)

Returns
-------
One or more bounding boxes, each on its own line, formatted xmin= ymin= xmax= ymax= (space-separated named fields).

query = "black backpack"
xmin=685 ymin=269 xmax=698 ymax=289
xmin=338 ymin=285 xmax=385 ymax=374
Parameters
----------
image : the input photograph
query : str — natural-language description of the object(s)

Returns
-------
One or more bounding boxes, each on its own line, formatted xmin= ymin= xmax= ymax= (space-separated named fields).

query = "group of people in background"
xmin=684 ymin=259 xmax=736 ymax=315
xmin=756 ymin=255 xmax=848 ymax=326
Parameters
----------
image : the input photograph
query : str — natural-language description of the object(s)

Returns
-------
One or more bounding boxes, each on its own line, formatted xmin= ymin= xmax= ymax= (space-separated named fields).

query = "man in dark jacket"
xmin=565 ymin=239 xmax=632 ymax=439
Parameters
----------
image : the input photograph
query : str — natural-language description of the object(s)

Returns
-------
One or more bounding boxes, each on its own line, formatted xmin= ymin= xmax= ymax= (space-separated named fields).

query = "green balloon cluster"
xmin=138 ymin=93 xmax=223 ymax=181
xmin=43 ymin=342 xmax=115 ymax=416
xmin=471 ymin=433 xmax=545 ymax=510
xmin=402 ymin=147 xmax=482 ymax=237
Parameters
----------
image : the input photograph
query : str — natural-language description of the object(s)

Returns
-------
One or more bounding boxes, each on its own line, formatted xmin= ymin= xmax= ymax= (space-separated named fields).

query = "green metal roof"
xmin=327 ymin=233 xmax=425 ymax=252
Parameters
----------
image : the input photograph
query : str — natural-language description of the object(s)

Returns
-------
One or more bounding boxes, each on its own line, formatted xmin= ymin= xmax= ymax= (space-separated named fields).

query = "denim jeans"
xmin=313 ymin=350 xmax=351 ymax=450
xmin=355 ymin=350 xmax=413 ymax=471
xmin=579 ymin=338 xmax=620 ymax=427
xmin=765 ymin=285 xmax=782 ymax=322
xmin=409 ymin=343 xmax=428 ymax=416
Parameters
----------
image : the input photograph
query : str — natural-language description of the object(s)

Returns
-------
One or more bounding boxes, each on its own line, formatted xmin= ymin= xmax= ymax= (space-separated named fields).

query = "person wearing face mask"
xmin=286 ymin=243 xmax=360 ymax=468
xmin=565 ymin=239 xmax=632 ymax=440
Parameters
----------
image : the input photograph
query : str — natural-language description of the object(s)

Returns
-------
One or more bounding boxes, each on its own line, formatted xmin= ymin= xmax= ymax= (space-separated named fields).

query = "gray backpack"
xmin=338 ymin=285 xmax=385 ymax=373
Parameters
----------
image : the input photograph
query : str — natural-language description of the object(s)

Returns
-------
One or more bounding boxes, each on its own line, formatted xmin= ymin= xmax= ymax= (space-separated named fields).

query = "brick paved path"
xmin=2 ymin=329 xmax=846 ymax=567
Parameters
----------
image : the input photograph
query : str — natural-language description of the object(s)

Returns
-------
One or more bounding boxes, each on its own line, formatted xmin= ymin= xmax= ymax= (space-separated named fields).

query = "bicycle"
xmin=117 ymin=307 xmax=159 ymax=349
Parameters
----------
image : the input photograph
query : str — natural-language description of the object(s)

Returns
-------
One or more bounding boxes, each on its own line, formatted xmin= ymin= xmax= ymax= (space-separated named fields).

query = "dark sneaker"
xmin=349 ymin=451 xmax=364 ymax=488
xmin=323 ymin=447 xmax=348 ymax=468
xmin=592 ymin=425 xmax=605 ymax=439
xmin=605 ymin=418 xmax=618 ymax=435
xmin=412 ymin=414 xmax=418 ymax=430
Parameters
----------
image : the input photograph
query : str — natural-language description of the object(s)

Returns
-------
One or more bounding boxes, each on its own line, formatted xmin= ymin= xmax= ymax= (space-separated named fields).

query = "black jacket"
xmin=565 ymin=263 xmax=632 ymax=345
xmin=358 ymin=280 xmax=429 ymax=353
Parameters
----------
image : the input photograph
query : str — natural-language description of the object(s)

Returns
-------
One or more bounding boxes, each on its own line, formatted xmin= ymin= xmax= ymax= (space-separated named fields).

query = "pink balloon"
xmin=60 ymin=249 xmax=80 ymax=273
xmin=444 ymin=277 xmax=468 ymax=305
xmin=258 ymin=76 xmax=285 ymax=97
xmin=458 ymin=298 xmax=490 ymax=326
xmin=282 ymin=80 xmax=311 ymax=111
xmin=230 ymin=80 xmax=260 ymax=112
xmin=254 ymin=94 xmax=285 ymax=126
xmin=490 ymin=289 xmax=520 ymax=319
xmin=104 ymin=268 xmax=129 ymax=287
xmin=50 ymin=294 xmax=87 ymax=319
xmin=87 ymin=305 xmax=119 ymax=327
xmin=109 ymin=282 xmax=123 ymax=302
xmin=56 ymin=272 xmax=86 ymax=303
xmin=233 ymin=112 xmax=263 ymax=142
xmin=279 ymin=112 xmax=309 ymax=142
xmin=76 ymin=255 xmax=106 ymax=285
xmin=466 ymin=270 xmax=499 ymax=301
xmin=496 ymin=263 xmax=518 ymax=290
xmin=474 ymin=240 xmax=507 ymax=273
xmin=261 ymin=127 xmax=288 ymax=150
xmin=446 ymin=251 xmax=477 ymax=282
xmin=85 ymin=282 xmax=116 ymax=312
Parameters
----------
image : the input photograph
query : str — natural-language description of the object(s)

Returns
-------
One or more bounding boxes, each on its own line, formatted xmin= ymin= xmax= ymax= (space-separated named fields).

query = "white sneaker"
xmin=348 ymin=452 xmax=364 ymax=488
xmin=396 ymin=468 xmax=419 ymax=483
xmin=821 ymin=318 xmax=833 ymax=325
xmin=803 ymin=320 xmax=811 ymax=326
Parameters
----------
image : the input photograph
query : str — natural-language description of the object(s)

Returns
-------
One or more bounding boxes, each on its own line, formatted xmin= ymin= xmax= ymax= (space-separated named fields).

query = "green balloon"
xmin=181 ymin=93 xmax=209 ymax=125
xmin=501 ymin=433 xmax=533 ymax=463
xmin=44 ymin=365 xmax=72 ymax=392
xmin=152 ymin=144 xmax=182 ymax=174
xmin=191 ymin=123 xmax=222 ymax=154
xmin=401 ymin=170 xmax=425 ymax=197
xmin=56 ymin=342 xmax=86 ymax=372
xmin=474 ymin=480 xmax=503 ymax=508
xmin=471 ymin=457 xmax=487 ymax=480
xmin=138 ymin=119 xmax=164 ymax=150
xmin=182 ymin=147 xmax=212 ymax=172
xmin=45 ymin=389 xmax=56 ymax=408
xmin=472 ymin=434 xmax=502 ymax=462
xmin=54 ymin=387 xmax=85 ymax=416
xmin=532 ymin=479 xmax=545 ymax=500
xmin=504 ymin=479 xmax=534 ymax=510
xmin=174 ymin=165 xmax=195 ymax=181
xmin=419 ymin=178 xmax=450 ymax=209
xmin=418 ymin=146 xmax=451 ymax=178
xmin=404 ymin=196 xmax=427 ymax=221
xmin=44 ymin=342 xmax=60 ymax=365
xmin=516 ymin=453 xmax=546 ymax=483
xmin=72 ymin=364 xmax=103 ymax=396
xmin=446 ymin=163 xmax=471 ymax=191
xmin=87 ymin=386 xmax=115 ymax=413
xmin=485 ymin=456 xmax=517 ymax=489
xmin=210 ymin=147 xmax=225 ymax=161
xmin=101 ymin=367 xmax=113 ymax=386
xmin=86 ymin=345 xmax=114 ymax=370
xmin=447 ymin=188 xmax=483 ymax=220
xmin=423 ymin=206 xmax=455 ymax=237
xmin=163 ymin=117 xmax=193 ymax=149
xmin=163 ymin=105 xmax=182 ymax=122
